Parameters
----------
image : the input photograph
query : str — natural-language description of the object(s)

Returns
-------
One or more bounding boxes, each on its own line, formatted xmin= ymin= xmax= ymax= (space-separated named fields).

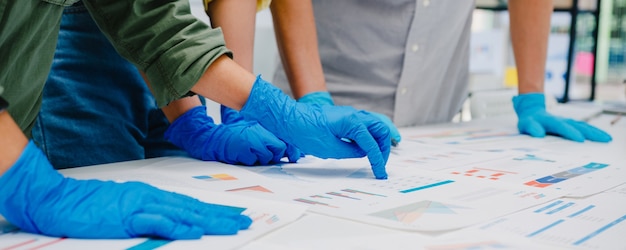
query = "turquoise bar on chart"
xmin=399 ymin=180 xmax=454 ymax=193
xmin=127 ymin=239 xmax=172 ymax=250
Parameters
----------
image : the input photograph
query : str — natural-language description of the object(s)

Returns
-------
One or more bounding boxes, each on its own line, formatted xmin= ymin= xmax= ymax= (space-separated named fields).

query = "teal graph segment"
xmin=399 ymin=180 xmax=454 ymax=193
xmin=127 ymin=239 xmax=172 ymax=250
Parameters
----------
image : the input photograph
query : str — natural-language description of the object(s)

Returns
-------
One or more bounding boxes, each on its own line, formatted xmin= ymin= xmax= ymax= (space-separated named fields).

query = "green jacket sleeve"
xmin=83 ymin=0 xmax=232 ymax=107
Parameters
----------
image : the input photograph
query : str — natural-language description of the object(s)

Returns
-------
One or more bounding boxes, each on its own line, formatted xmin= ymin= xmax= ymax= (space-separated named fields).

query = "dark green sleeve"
xmin=83 ymin=0 xmax=232 ymax=107
xmin=0 ymin=0 xmax=64 ymax=136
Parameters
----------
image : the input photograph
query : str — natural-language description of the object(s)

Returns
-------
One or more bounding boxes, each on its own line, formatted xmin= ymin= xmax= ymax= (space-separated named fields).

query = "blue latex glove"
xmin=298 ymin=92 xmax=402 ymax=146
xmin=0 ymin=141 xmax=252 ymax=239
xmin=220 ymin=105 xmax=303 ymax=163
xmin=239 ymin=76 xmax=391 ymax=179
xmin=513 ymin=93 xmax=612 ymax=142
xmin=165 ymin=106 xmax=298 ymax=165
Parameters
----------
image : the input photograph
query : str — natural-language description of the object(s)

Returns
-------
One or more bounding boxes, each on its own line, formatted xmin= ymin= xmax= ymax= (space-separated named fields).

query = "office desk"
xmin=1 ymin=105 xmax=624 ymax=249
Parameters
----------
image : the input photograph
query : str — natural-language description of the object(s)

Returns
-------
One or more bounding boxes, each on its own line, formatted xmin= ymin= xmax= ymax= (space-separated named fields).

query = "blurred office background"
xmin=473 ymin=0 xmax=625 ymax=103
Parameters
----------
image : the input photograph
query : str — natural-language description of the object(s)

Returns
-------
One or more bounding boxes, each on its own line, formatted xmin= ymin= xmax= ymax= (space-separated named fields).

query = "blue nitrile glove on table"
xmin=299 ymin=91 xmax=402 ymax=146
xmin=0 ymin=141 xmax=251 ymax=239
xmin=220 ymin=105 xmax=303 ymax=163
xmin=513 ymin=93 xmax=612 ymax=142
xmin=165 ymin=106 xmax=301 ymax=165
xmin=239 ymin=76 xmax=391 ymax=179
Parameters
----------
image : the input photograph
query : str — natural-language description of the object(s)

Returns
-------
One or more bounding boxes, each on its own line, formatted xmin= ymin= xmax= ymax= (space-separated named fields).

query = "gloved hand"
xmin=0 ymin=141 xmax=252 ymax=239
xmin=513 ymin=93 xmax=612 ymax=142
xmin=220 ymin=104 xmax=303 ymax=163
xmin=299 ymin=92 xmax=402 ymax=146
xmin=239 ymin=76 xmax=391 ymax=179
xmin=165 ymin=106 xmax=298 ymax=165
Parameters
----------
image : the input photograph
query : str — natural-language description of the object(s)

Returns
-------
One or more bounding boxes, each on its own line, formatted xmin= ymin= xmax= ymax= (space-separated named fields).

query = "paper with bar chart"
xmin=444 ymin=151 xmax=621 ymax=197
xmin=286 ymin=172 xmax=564 ymax=231
xmin=472 ymin=192 xmax=626 ymax=249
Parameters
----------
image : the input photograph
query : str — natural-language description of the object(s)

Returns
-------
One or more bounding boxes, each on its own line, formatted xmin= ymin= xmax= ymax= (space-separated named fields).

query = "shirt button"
xmin=411 ymin=44 xmax=419 ymax=52
xmin=423 ymin=0 xmax=430 ymax=7
xmin=400 ymin=88 xmax=407 ymax=95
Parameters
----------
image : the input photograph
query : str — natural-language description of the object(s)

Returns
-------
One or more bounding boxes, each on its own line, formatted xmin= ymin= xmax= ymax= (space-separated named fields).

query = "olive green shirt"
xmin=0 ymin=0 xmax=230 ymax=136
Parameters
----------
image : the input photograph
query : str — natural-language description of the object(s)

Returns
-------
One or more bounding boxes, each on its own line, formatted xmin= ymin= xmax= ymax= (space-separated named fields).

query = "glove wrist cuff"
xmin=512 ymin=93 xmax=546 ymax=115
xmin=0 ymin=141 xmax=62 ymax=234
xmin=298 ymin=91 xmax=335 ymax=106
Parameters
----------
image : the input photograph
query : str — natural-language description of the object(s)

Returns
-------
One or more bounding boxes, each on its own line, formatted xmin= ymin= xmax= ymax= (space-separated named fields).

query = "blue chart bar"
xmin=568 ymin=205 xmax=595 ymax=218
xmin=547 ymin=202 xmax=575 ymax=215
xmin=399 ymin=180 xmax=454 ymax=193
xmin=527 ymin=219 xmax=565 ymax=237
xmin=127 ymin=239 xmax=172 ymax=250
xmin=534 ymin=200 xmax=563 ymax=213
xmin=574 ymin=214 xmax=626 ymax=246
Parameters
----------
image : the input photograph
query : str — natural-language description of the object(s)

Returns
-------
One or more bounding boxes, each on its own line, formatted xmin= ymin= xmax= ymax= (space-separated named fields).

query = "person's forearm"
xmin=191 ymin=55 xmax=257 ymax=111
xmin=206 ymin=0 xmax=257 ymax=72
xmin=271 ymin=0 xmax=327 ymax=99
xmin=0 ymin=112 xmax=29 ymax=176
xmin=140 ymin=71 xmax=204 ymax=123
xmin=508 ymin=0 xmax=553 ymax=94
xmin=142 ymin=55 xmax=255 ymax=122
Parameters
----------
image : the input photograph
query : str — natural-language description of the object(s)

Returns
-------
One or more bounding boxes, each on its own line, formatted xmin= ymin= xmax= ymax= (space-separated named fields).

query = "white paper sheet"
xmin=471 ymin=192 xmax=626 ymax=249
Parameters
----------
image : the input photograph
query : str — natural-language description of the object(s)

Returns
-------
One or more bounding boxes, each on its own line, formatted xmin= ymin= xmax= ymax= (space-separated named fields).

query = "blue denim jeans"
xmin=32 ymin=2 xmax=188 ymax=169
